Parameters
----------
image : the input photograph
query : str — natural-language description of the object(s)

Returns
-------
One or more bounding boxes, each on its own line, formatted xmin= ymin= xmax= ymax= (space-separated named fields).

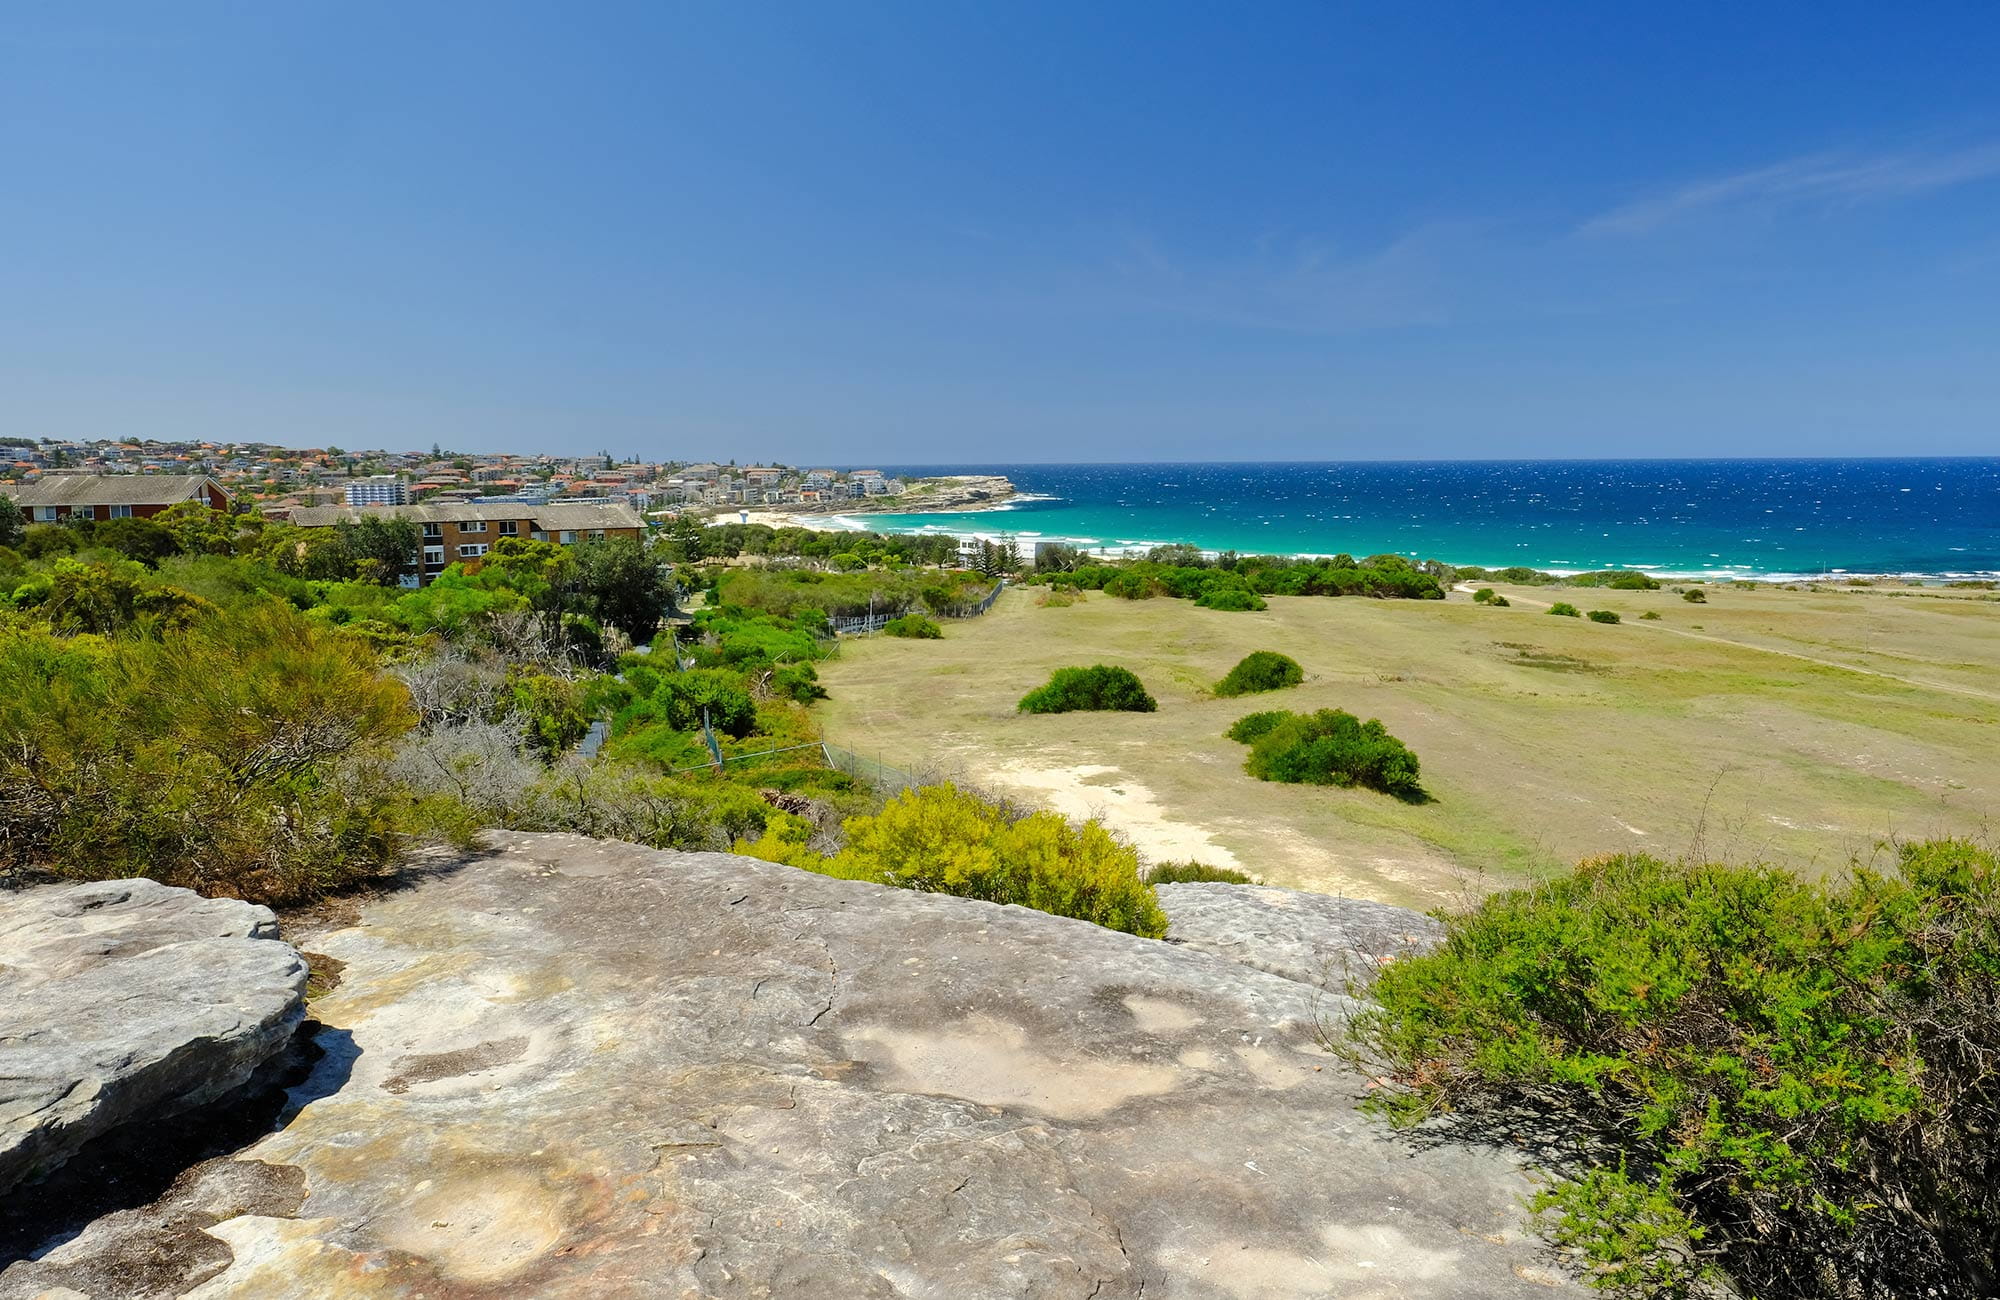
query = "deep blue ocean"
xmin=836 ymin=460 xmax=2000 ymax=579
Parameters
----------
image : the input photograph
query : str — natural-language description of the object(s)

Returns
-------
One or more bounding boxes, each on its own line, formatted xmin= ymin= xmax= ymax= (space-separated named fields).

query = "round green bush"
xmin=882 ymin=613 xmax=942 ymax=639
xmin=1018 ymin=664 xmax=1158 ymax=714
xmin=1472 ymin=587 xmax=1496 ymax=603
xmin=1215 ymin=651 xmax=1304 ymax=698
xmin=1227 ymin=708 xmax=1422 ymax=797
xmin=1489 ymin=595 xmax=1511 ymax=607
xmin=1683 ymin=588 xmax=1708 ymax=603
xmin=1194 ymin=586 xmax=1267 ymax=611
xmin=1225 ymin=710 xmax=1291 ymax=743
xmin=1547 ymin=602 xmax=1581 ymax=617
xmin=1586 ymin=609 xmax=1621 ymax=624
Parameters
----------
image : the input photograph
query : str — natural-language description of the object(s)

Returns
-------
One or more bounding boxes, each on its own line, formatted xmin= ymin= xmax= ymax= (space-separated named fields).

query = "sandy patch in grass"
xmin=981 ymin=760 xmax=1247 ymax=872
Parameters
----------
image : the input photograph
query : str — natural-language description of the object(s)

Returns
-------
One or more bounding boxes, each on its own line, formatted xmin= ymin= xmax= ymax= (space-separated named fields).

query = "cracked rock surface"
xmin=4 ymin=834 xmax=1572 ymax=1298
xmin=0 ymin=879 xmax=307 ymax=1200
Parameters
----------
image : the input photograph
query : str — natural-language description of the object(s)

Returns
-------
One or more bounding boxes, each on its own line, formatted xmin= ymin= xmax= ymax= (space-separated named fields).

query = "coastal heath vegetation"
xmin=1341 ymin=839 xmax=2000 ymax=1300
xmin=1142 ymin=861 xmax=1257 ymax=885
xmin=0 ymin=511 xmax=870 ymax=903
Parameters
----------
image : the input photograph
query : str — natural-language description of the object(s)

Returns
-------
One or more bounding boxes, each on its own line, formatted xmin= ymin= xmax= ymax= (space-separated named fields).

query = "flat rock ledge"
xmin=4 ymin=837 xmax=1570 ymax=1299
xmin=0 ymin=879 xmax=309 ymax=1199
xmin=1158 ymin=882 xmax=1445 ymax=991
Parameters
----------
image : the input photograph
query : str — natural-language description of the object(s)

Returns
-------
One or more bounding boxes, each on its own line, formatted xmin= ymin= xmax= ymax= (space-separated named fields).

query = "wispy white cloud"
xmin=1580 ymin=139 xmax=2000 ymax=236
xmin=1097 ymin=223 xmax=1474 ymax=332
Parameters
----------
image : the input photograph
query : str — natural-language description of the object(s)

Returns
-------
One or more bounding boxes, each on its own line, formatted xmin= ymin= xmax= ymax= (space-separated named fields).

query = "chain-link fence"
xmin=820 ymin=742 xmax=923 ymax=794
xmin=828 ymin=580 xmax=1006 ymax=637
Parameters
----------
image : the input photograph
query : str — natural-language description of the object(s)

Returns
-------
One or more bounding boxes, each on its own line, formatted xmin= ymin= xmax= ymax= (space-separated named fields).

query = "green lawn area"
xmin=814 ymin=582 xmax=2000 ymax=908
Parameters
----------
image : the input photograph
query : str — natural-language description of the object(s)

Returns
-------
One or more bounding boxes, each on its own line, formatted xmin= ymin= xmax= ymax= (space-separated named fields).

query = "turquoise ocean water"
xmin=814 ymin=460 xmax=2000 ymax=581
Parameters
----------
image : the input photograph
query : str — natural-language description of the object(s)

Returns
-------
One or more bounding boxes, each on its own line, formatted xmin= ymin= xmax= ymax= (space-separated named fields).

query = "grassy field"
xmin=814 ymin=581 xmax=2000 ymax=908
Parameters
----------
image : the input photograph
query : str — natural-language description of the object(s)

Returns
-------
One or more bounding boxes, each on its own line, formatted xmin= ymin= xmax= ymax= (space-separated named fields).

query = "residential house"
xmin=2 ymin=474 xmax=231 ymax=523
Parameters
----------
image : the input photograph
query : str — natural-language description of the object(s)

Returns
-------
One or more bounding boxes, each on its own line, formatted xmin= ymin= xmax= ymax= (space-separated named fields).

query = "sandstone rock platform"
xmin=1157 ymin=882 xmax=1445 ymax=990
xmin=4 ymin=836 xmax=1570 ymax=1298
xmin=0 ymin=879 xmax=308 ymax=1201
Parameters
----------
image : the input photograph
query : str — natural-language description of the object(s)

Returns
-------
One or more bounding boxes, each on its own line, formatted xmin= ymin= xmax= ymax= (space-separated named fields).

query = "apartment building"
xmin=345 ymin=476 xmax=409 ymax=506
xmin=288 ymin=500 xmax=645 ymax=587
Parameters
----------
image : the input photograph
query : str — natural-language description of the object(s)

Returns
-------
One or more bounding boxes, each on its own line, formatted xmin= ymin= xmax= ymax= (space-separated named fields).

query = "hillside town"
xmin=0 ymin=437 xmax=913 ymax=515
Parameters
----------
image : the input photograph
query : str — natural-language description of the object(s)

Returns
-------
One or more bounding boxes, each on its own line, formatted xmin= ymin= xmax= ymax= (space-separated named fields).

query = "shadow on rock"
xmin=0 ymin=1021 xmax=357 ymax=1271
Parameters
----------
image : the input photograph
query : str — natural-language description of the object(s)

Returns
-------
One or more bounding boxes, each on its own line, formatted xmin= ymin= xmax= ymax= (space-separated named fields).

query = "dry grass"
xmin=816 ymin=583 xmax=2000 ymax=908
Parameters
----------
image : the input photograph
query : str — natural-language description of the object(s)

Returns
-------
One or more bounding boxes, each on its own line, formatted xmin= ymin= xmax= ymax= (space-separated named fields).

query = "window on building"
xmin=497 ymin=520 xmax=519 ymax=536
xmin=423 ymin=546 xmax=445 ymax=566
xmin=35 ymin=506 xmax=57 ymax=521
xmin=558 ymin=530 xmax=575 ymax=544
xmin=108 ymin=505 xmax=133 ymax=519
xmin=458 ymin=543 xmax=488 ymax=558
xmin=588 ymin=529 xmax=605 ymax=541
xmin=422 ymin=523 xmax=443 ymax=539
xmin=460 ymin=520 xmax=487 ymax=534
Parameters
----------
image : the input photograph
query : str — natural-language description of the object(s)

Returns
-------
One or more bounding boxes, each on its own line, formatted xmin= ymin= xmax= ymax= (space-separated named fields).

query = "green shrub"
xmin=1472 ymin=588 xmax=1496 ymax=603
xmin=770 ymin=661 xmax=828 ymax=703
xmin=1640 ymin=610 xmax=1661 ymax=621
xmin=1225 ymin=710 xmax=1291 ymax=743
xmin=1215 ymin=651 xmax=1304 ymax=698
xmin=1101 ymin=571 xmax=1160 ymax=600
xmin=1548 ymin=602 xmax=1581 ymax=617
xmin=1018 ymin=664 xmax=1157 ymax=714
xmin=1586 ymin=609 xmax=1621 ymax=624
xmin=882 ymin=613 xmax=943 ymax=639
xmin=736 ymin=783 xmax=1168 ymax=937
xmin=1143 ymin=861 xmax=1256 ymax=885
xmin=1341 ymin=841 xmax=2000 ymax=1300
xmin=1682 ymin=589 xmax=1707 ymax=603
xmin=1194 ymin=586 xmax=1266 ymax=611
xmin=1489 ymin=594 xmax=1511 ymax=607
xmin=505 ymin=668 xmax=591 ymax=756
xmin=1229 ymin=708 xmax=1422 ymax=797
xmin=617 ymin=667 xmax=759 ymax=739
xmin=0 ymin=605 xmax=414 ymax=902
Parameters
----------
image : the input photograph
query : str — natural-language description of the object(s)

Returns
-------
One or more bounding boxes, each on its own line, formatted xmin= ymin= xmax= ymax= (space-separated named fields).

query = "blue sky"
xmin=4 ymin=2 xmax=1999 ymax=462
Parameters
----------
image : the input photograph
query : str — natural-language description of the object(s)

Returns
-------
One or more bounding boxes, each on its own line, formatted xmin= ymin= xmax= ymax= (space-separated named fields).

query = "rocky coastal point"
xmin=0 ymin=835 xmax=1572 ymax=1298
xmin=747 ymin=473 xmax=1017 ymax=519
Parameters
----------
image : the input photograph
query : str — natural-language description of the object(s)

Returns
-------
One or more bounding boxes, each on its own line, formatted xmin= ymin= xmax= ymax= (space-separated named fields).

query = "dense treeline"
xmin=676 ymin=521 xmax=967 ymax=567
xmin=1030 ymin=545 xmax=1446 ymax=602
